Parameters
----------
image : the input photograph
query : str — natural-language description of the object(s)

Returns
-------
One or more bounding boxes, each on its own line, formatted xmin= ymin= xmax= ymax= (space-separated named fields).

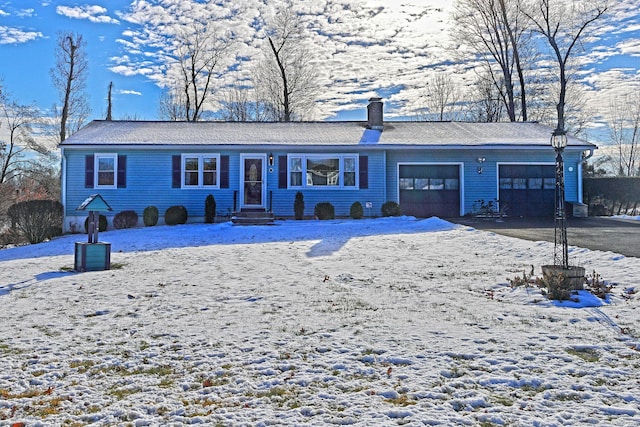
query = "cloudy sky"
xmin=0 ymin=0 xmax=639 ymax=143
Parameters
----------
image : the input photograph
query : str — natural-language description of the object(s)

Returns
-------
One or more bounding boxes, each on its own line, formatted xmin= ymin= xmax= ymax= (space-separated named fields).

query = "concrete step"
xmin=231 ymin=210 xmax=275 ymax=225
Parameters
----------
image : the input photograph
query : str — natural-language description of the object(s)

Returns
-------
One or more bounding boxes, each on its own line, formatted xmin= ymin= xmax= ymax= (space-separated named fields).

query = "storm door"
xmin=240 ymin=154 xmax=267 ymax=209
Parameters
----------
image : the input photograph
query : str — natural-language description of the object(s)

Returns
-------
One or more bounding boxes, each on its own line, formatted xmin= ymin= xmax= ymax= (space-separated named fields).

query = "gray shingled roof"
xmin=60 ymin=120 xmax=595 ymax=149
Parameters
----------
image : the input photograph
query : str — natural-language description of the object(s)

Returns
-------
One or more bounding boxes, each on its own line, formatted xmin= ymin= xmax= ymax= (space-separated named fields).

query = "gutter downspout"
xmin=582 ymin=148 xmax=595 ymax=162
xmin=60 ymin=147 xmax=67 ymax=233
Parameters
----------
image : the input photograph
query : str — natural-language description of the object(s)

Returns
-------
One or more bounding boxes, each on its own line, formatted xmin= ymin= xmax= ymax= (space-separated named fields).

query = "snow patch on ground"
xmin=0 ymin=217 xmax=638 ymax=425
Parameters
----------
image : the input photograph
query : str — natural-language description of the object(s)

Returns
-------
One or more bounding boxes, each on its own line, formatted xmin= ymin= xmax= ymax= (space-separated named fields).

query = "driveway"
xmin=450 ymin=216 xmax=640 ymax=258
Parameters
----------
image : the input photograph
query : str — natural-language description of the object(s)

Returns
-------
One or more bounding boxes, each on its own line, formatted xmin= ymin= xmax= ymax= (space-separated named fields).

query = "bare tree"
xmin=220 ymin=86 xmax=252 ymax=122
xmin=255 ymin=1 xmax=319 ymax=122
xmin=608 ymin=92 xmax=640 ymax=176
xmin=463 ymin=70 xmax=505 ymax=122
xmin=219 ymin=85 xmax=274 ymax=122
xmin=453 ymin=0 xmax=532 ymax=121
xmin=158 ymin=86 xmax=187 ymax=121
xmin=50 ymin=32 xmax=89 ymax=142
xmin=418 ymin=73 xmax=461 ymax=121
xmin=1 ymin=88 xmax=46 ymax=185
xmin=524 ymin=0 xmax=608 ymax=133
xmin=169 ymin=22 xmax=232 ymax=121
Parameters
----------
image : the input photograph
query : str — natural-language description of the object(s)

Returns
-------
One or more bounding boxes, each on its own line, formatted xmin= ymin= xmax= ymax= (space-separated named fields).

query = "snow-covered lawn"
xmin=0 ymin=217 xmax=638 ymax=426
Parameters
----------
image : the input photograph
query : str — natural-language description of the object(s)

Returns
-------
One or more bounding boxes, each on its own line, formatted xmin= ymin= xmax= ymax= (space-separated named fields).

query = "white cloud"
xmin=111 ymin=0 xmax=640 ymax=124
xmin=0 ymin=26 xmax=43 ymax=44
xmin=16 ymin=8 xmax=35 ymax=18
xmin=0 ymin=9 xmax=8 ymax=17
xmin=56 ymin=5 xmax=119 ymax=24
xmin=118 ymin=89 xmax=142 ymax=96
xmin=618 ymin=39 xmax=640 ymax=56
xmin=108 ymin=65 xmax=139 ymax=77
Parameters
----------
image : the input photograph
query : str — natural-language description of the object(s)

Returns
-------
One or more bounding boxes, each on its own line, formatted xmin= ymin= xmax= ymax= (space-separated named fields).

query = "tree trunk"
xmin=106 ymin=81 xmax=113 ymax=121
xmin=269 ymin=37 xmax=291 ymax=122
xmin=59 ymin=36 xmax=78 ymax=143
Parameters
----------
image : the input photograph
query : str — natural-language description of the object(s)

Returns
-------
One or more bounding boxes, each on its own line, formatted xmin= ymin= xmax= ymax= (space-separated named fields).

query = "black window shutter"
xmin=172 ymin=155 xmax=181 ymax=188
xmin=220 ymin=155 xmax=229 ymax=188
xmin=359 ymin=156 xmax=368 ymax=189
xmin=85 ymin=155 xmax=94 ymax=188
xmin=117 ymin=155 xmax=127 ymax=188
xmin=278 ymin=155 xmax=287 ymax=188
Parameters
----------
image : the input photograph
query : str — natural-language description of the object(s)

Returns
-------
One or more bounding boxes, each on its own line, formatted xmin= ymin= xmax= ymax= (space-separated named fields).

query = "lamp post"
xmin=551 ymin=128 xmax=568 ymax=269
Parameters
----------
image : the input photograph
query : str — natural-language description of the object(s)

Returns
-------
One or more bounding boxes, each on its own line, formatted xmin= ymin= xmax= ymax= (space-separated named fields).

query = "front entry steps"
xmin=231 ymin=209 xmax=275 ymax=225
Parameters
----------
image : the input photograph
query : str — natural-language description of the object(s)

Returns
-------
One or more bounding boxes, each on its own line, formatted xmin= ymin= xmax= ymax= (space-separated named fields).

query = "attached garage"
xmin=498 ymin=164 xmax=555 ymax=217
xmin=399 ymin=164 xmax=461 ymax=217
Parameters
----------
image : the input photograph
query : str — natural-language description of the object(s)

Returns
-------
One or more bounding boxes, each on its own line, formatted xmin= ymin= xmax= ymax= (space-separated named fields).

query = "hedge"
xmin=583 ymin=177 xmax=640 ymax=215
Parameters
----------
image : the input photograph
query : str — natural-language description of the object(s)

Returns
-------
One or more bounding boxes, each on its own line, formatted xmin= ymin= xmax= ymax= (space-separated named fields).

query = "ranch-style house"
xmin=59 ymin=98 xmax=596 ymax=231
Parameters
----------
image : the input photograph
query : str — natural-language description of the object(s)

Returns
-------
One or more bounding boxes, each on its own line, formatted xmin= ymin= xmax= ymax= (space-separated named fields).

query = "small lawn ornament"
xmin=74 ymin=194 xmax=113 ymax=272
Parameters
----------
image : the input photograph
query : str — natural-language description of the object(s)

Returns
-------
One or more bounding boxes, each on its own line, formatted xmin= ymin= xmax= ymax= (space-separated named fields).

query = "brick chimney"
xmin=367 ymin=97 xmax=383 ymax=130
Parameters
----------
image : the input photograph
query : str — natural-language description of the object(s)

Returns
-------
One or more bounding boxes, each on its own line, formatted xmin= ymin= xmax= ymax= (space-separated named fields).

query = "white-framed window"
xmin=182 ymin=154 xmax=220 ymax=188
xmin=95 ymin=153 xmax=118 ymax=189
xmin=288 ymin=154 xmax=358 ymax=189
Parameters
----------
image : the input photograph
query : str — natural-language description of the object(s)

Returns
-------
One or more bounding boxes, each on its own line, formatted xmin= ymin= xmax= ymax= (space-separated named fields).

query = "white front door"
xmin=240 ymin=154 xmax=267 ymax=209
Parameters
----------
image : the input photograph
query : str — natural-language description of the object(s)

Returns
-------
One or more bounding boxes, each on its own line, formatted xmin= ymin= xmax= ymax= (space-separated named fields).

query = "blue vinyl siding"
xmin=63 ymin=145 xmax=586 ymax=228
xmin=267 ymin=150 xmax=385 ymax=218
xmin=385 ymin=148 xmax=583 ymax=216
xmin=65 ymin=149 xmax=239 ymax=224
xmin=64 ymin=149 xmax=388 ymax=224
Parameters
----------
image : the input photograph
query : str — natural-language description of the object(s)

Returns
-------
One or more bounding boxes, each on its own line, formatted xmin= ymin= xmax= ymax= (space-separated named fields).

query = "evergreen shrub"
xmin=143 ymin=206 xmax=159 ymax=226
xmin=314 ymin=202 xmax=335 ymax=220
xmin=381 ymin=201 xmax=401 ymax=217
xmin=165 ymin=205 xmax=188 ymax=225
xmin=350 ymin=201 xmax=364 ymax=219
xmin=205 ymin=195 xmax=216 ymax=223
xmin=113 ymin=210 xmax=139 ymax=229
xmin=294 ymin=192 xmax=304 ymax=220
xmin=84 ymin=214 xmax=108 ymax=233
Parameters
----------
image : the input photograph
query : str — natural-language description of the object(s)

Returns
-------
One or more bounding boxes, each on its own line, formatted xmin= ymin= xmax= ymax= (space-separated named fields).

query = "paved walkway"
xmin=450 ymin=216 xmax=640 ymax=258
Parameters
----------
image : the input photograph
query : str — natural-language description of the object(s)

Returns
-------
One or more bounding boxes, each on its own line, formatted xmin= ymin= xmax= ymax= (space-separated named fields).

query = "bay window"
xmin=288 ymin=154 xmax=359 ymax=189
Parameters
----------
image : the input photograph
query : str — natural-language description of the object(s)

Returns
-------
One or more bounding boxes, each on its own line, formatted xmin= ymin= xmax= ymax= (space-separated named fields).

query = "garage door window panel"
xmin=414 ymin=178 xmax=428 ymax=190
xmin=528 ymin=178 xmax=543 ymax=189
xmin=445 ymin=179 xmax=459 ymax=190
xmin=400 ymin=178 xmax=414 ymax=190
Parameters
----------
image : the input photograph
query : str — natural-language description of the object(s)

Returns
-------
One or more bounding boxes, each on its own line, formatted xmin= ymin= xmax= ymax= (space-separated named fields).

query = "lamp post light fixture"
xmin=551 ymin=128 xmax=569 ymax=269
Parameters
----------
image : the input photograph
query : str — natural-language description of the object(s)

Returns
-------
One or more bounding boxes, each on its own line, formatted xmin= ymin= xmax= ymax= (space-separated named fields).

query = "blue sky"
xmin=1 ymin=1 xmax=157 ymax=120
xmin=1 ymin=0 xmax=639 ymax=143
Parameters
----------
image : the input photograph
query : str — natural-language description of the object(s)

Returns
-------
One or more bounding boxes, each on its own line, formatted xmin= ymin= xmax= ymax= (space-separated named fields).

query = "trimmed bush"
xmin=381 ymin=201 xmax=401 ymax=217
xmin=143 ymin=206 xmax=159 ymax=226
xmin=314 ymin=202 xmax=335 ymax=220
xmin=350 ymin=201 xmax=364 ymax=219
xmin=205 ymin=195 xmax=216 ymax=223
xmin=165 ymin=205 xmax=188 ymax=225
xmin=113 ymin=210 xmax=139 ymax=229
xmin=294 ymin=191 xmax=305 ymax=220
xmin=6 ymin=200 xmax=63 ymax=244
xmin=84 ymin=214 xmax=108 ymax=233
